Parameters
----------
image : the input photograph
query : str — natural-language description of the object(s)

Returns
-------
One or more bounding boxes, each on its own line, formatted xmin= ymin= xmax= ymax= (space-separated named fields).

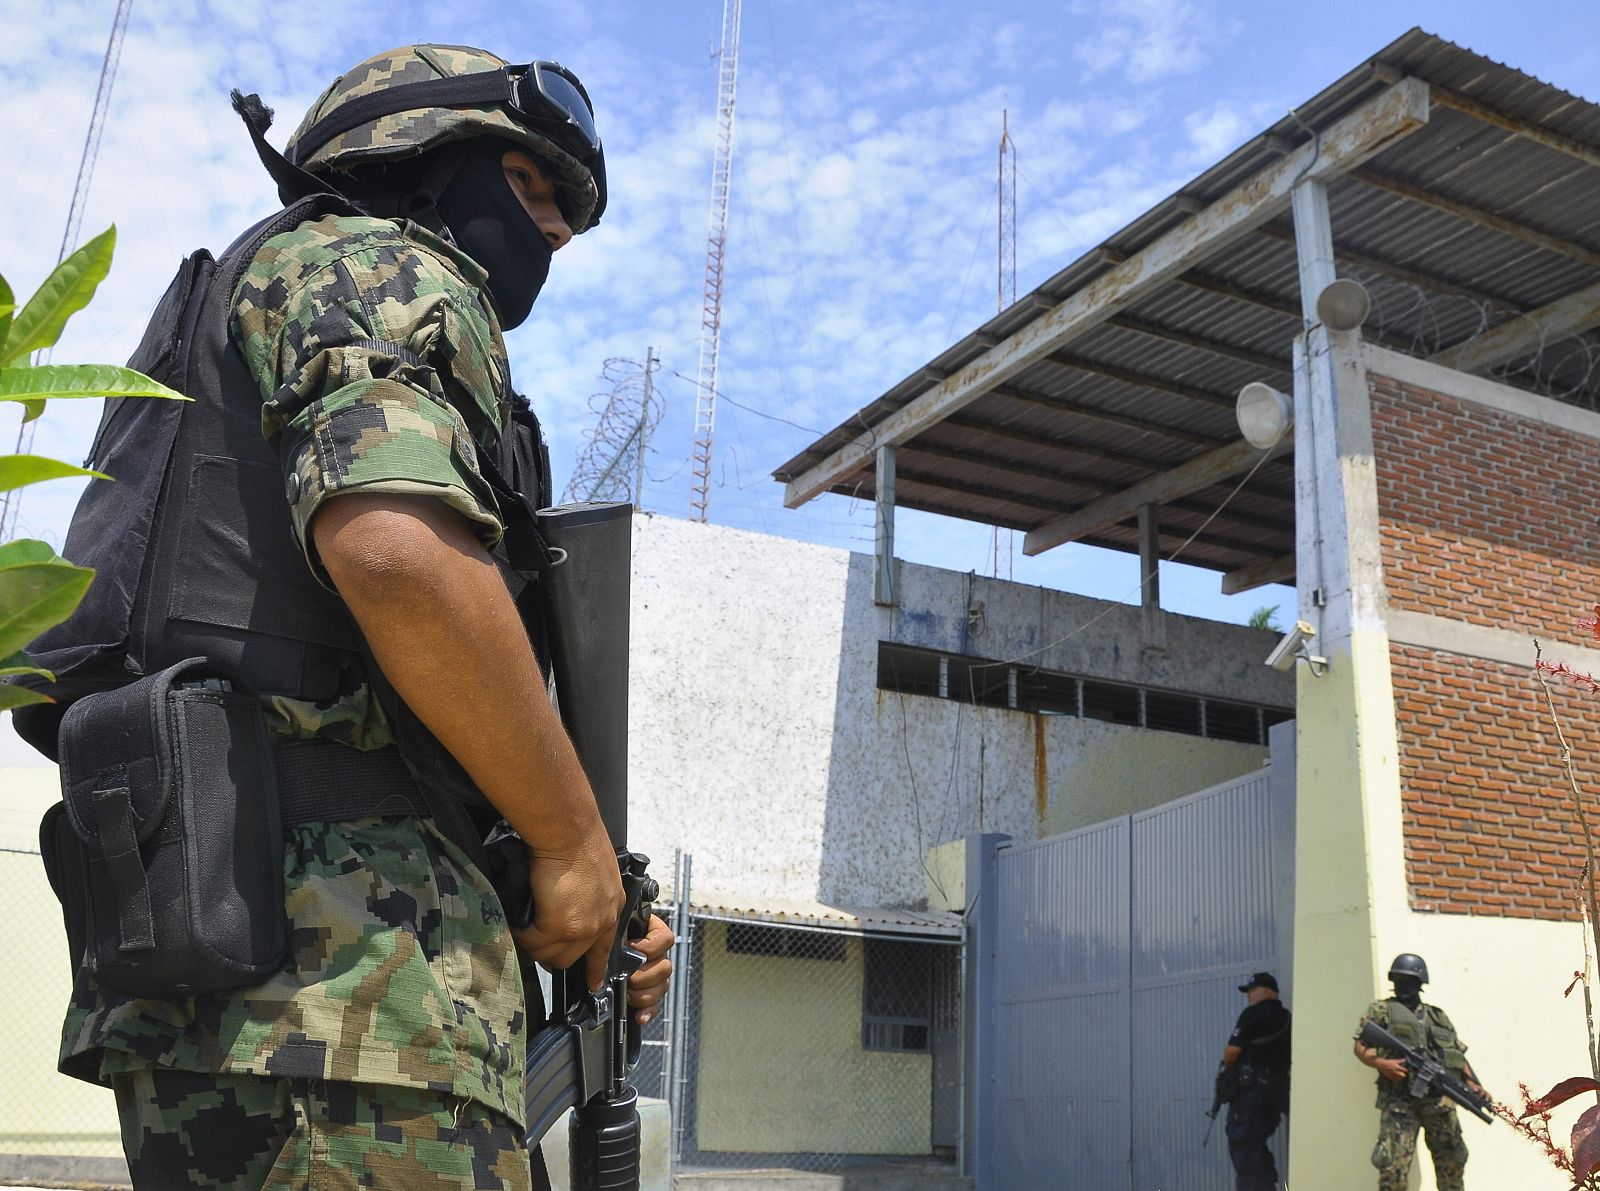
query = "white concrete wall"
xmin=629 ymin=513 xmax=1290 ymax=908
xmin=0 ymin=767 xmax=123 ymax=1166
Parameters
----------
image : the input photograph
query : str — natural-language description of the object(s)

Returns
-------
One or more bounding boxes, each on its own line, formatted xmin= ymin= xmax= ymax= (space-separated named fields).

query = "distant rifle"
xmin=1202 ymin=1061 xmax=1240 ymax=1147
xmin=1358 ymin=1020 xmax=1495 ymax=1125
xmin=508 ymin=502 xmax=657 ymax=1191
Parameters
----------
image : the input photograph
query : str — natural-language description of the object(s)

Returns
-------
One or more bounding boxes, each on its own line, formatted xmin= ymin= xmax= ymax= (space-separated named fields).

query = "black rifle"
xmin=1202 ymin=1061 xmax=1239 ymax=1147
xmin=1358 ymin=1020 xmax=1495 ymax=1124
xmin=507 ymin=502 xmax=657 ymax=1191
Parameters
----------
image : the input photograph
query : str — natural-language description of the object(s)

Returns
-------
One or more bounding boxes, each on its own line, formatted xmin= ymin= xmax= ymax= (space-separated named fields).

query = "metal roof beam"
xmin=1349 ymin=166 xmax=1600 ymax=272
xmin=1252 ymin=223 xmax=1512 ymax=306
xmin=978 ymin=388 xmax=1220 ymax=446
xmin=1104 ymin=314 xmax=1292 ymax=373
xmin=900 ymin=434 xmax=1293 ymax=534
xmin=1023 ymin=437 xmax=1290 ymax=556
xmin=892 ymin=466 xmax=1272 ymax=557
xmin=781 ymin=78 xmax=1431 ymax=508
xmin=896 ymin=429 xmax=1292 ymax=531
xmin=1221 ymin=552 xmax=1297 ymax=595
xmin=1430 ymin=278 xmax=1600 ymax=374
xmin=1042 ymin=351 xmax=1235 ymax=411
xmin=1426 ymin=84 xmax=1600 ymax=174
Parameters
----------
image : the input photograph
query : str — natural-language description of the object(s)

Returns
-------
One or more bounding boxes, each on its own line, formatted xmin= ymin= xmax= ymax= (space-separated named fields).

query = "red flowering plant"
xmin=1522 ymin=606 xmax=1600 ymax=1188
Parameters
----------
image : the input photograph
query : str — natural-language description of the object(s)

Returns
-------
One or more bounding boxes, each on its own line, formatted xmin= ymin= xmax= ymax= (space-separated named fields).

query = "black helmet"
xmin=1387 ymin=953 xmax=1429 ymax=984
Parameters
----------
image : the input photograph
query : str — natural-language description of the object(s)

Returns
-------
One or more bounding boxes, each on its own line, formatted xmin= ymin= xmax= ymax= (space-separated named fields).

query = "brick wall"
xmin=1369 ymin=375 xmax=1600 ymax=642
xmin=1390 ymin=643 xmax=1597 ymax=918
xmin=1371 ymin=373 xmax=1600 ymax=920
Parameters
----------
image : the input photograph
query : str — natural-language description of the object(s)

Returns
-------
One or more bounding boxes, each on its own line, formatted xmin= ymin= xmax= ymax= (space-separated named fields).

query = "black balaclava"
xmin=434 ymin=138 xmax=553 ymax=330
xmin=1391 ymin=975 xmax=1423 ymax=1009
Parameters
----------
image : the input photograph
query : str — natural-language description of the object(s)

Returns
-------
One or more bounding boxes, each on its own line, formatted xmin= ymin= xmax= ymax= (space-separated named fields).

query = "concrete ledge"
xmin=0 ymin=1152 xmax=130 ymax=1189
xmin=676 ymin=1162 xmax=971 ymax=1191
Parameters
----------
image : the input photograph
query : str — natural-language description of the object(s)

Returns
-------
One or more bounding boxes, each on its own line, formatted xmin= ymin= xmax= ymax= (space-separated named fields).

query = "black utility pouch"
xmin=56 ymin=657 xmax=287 ymax=998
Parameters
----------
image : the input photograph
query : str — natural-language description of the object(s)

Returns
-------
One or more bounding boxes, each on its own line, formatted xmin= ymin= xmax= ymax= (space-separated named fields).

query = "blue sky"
xmin=1 ymin=0 xmax=1598 ymax=764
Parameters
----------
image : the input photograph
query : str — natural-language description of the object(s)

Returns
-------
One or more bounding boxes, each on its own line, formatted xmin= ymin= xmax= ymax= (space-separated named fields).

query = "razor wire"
xmin=1353 ymin=270 xmax=1600 ymax=409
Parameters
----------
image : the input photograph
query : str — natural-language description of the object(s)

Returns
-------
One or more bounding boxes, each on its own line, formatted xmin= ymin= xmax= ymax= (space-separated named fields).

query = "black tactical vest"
xmin=13 ymin=195 xmax=553 ymax=772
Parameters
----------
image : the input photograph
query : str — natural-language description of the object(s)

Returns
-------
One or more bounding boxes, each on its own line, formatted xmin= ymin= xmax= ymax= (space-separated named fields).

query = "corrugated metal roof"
xmin=678 ymin=893 xmax=963 ymax=939
xmin=776 ymin=29 xmax=1600 ymax=580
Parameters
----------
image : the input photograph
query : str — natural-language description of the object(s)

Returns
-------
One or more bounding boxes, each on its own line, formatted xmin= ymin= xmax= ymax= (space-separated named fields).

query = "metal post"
xmin=961 ymin=832 xmax=1010 ymax=1185
xmin=875 ymin=444 xmax=897 ymax=606
xmin=1138 ymin=503 xmax=1165 ymax=649
xmin=666 ymin=851 xmax=694 ymax=1175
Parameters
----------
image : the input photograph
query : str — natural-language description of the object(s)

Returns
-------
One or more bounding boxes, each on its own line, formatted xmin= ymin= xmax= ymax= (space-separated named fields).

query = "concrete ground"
xmin=675 ymin=1160 xmax=972 ymax=1191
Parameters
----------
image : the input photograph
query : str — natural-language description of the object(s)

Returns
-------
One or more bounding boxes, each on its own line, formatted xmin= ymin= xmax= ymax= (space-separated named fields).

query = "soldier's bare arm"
xmin=1353 ymin=1038 xmax=1408 ymax=1083
xmin=312 ymin=489 xmax=625 ymax=992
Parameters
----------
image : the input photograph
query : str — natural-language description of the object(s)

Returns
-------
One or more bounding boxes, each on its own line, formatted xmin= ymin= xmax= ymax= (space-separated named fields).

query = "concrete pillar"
xmin=1286 ymin=180 xmax=1403 ymax=1191
xmin=875 ymin=444 xmax=897 ymax=606
xmin=1138 ymin=502 xmax=1166 ymax=649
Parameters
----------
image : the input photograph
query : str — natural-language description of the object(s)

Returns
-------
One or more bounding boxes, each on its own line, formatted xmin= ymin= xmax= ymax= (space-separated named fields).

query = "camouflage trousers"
xmin=111 ymin=1066 xmax=537 ymax=1190
xmin=1371 ymin=1096 xmax=1467 ymax=1191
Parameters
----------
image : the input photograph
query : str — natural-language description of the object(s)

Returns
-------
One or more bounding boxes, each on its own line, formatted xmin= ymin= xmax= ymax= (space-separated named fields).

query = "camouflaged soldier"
xmin=56 ymin=45 xmax=673 ymax=1189
xmin=1353 ymin=954 xmax=1482 ymax=1191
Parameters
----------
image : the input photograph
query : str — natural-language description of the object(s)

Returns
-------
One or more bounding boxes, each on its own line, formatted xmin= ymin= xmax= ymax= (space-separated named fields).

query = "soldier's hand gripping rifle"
xmin=1358 ymin=1020 xmax=1495 ymax=1124
xmin=491 ymin=502 xmax=657 ymax=1191
xmin=1202 ymin=1061 xmax=1239 ymax=1147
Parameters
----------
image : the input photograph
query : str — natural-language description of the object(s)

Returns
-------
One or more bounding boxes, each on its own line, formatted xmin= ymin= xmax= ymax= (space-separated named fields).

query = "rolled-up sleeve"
xmin=232 ymin=219 xmax=506 ymax=583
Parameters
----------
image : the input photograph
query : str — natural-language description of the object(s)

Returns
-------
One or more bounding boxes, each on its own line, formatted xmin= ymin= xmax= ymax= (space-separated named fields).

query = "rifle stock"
xmin=530 ymin=501 xmax=656 ymax=1191
xmin=1357 ymin=1019 xmax=1494 ymax=1125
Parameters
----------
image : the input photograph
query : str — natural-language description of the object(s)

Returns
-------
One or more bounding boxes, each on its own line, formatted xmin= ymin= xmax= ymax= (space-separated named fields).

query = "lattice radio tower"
xmin=564 ymin=349 xmax=663 ymax=508
xmin=998 ymin=110 xmax=1017 ymax=313
xmin=992 ymin=110 xmax=1017 ymax=579
xmin=1 ymin=0 xmax=133 ymax=540
xmin=688 ymin=0 xmax=742 ymax=523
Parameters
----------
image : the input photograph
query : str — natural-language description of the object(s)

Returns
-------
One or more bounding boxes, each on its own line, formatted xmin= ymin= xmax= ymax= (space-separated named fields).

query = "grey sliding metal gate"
xmin=967 ymin=722 xmax=1295 ymax=1189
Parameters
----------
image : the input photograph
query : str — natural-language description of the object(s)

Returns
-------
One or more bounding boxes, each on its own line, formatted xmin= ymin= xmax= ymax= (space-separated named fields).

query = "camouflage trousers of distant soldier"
xmin=112 ymin=1066 xmax=540 ymax=1190
xmin=1371 ymin=1096 xmax=1467 ymax=1191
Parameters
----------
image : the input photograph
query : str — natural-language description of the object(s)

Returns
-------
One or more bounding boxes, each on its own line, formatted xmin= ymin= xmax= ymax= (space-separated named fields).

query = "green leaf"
xmin=20 ymin=398 xmax=44 ymax=423
xmin=0 ymin=649 xmax=50 ymax=681
xmin=0 ymin=664 xmax=54 ymax=680
xmin=0 ymin=684 xmax=53 ymax=711
xmin=0 ymin=560 xmax=95 ymax=658
xmin=2 ymin=226 xmax=115 ymax=366
xmin=0 ymin=363 xmax=188 ymax=404
xmin=0 ymin=455 xmax=106 ymax=493
xmin=0 ymin=272 xmax=12 ymax=361
xmin=0 ymin=539 xmax=66 ymax=568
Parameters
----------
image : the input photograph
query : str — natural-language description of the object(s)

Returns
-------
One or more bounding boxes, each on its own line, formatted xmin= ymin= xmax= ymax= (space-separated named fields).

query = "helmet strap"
xmin=397 ymin=142 xmax=472 ymax=237
xmin=230 ymin=90 xmax=341 ymax=207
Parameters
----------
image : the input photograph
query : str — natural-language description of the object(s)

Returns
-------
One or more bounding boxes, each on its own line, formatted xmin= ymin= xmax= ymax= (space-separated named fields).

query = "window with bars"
xmin=877 ymin=642 xmax=1291 ymax=745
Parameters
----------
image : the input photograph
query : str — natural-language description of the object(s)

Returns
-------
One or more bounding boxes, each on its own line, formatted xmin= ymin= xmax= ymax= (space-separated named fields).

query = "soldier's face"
xmin=501 ymin=150 xmax=573 ymax=251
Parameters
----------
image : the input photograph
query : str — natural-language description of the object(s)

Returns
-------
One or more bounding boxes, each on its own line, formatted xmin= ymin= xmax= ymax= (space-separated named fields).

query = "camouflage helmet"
xmin=1387 ymin=953 xmax=1429 ymax=984
xmin=285 ymin=45 xmax=605 ymax=232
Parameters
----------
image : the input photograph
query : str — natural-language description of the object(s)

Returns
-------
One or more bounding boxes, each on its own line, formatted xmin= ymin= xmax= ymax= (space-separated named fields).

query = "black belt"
xmin=274 ymin=740 xmax=430 ymax=824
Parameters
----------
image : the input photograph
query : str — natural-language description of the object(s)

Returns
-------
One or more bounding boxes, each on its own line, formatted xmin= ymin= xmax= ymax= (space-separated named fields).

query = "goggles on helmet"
xmin=289 ymin=60 xmax=607 ymax=224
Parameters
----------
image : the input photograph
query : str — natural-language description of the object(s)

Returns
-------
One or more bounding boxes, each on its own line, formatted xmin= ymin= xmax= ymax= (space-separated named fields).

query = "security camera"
xmin=1264 ymin=620 xmax=1324 ymax=672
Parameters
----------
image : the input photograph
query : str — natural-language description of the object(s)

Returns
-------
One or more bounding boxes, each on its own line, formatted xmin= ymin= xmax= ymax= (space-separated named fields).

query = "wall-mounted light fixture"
xmin=1316 ymin=277 xmax=1371 ymax=331
xmin=1237 ymin=381 xmax=1293 ymax=449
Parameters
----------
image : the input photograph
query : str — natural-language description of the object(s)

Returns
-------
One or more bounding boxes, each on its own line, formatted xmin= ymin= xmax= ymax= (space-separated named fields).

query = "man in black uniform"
xmin=1221 ymin=971 xmax=1292 ymax=1191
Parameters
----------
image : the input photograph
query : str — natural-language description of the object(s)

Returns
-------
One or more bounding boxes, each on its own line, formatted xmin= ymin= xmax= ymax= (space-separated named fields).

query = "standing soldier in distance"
xmin=1220 ymin=970 xmax=1292 ymax=1191
xmin=1353 ymin=953 xmax=1485 ymax=1191
xmin=50 ymin=46 xmax=673 ymax=1189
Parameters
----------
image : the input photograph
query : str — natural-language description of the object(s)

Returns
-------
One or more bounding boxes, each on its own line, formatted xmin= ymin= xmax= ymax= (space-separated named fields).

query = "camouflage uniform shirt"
xmin=60 ymin=212 xmax=528 ymax=1125
xmin=1355 ymin=997 xmax=1468 ymax=1108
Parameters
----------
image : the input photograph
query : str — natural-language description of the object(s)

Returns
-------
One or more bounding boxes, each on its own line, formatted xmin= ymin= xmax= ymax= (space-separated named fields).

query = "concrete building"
xmin=778 ymin=27 xmax=1600 ymax=1190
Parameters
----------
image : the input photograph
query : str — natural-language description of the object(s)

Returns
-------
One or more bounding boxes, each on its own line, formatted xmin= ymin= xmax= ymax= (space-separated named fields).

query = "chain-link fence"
xmin=0 ymin=781 xmax=127 ymax=1186
xmin=661 ymin=904 xmax=963 ymax=1179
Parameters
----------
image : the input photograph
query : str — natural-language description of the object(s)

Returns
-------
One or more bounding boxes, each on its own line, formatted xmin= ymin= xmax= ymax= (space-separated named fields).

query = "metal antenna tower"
xmin=1 ymin=0 xmax=134 ymax=540
xmin=992 ymin=110 xmax=1017 ymax=579
xmin=688 ymin=0 xmax=742 ymax=523
xmin=565 ymin=350 xmax=664 ymax=508
xmin=998 ymin=109 xmax=1017 ymax=312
